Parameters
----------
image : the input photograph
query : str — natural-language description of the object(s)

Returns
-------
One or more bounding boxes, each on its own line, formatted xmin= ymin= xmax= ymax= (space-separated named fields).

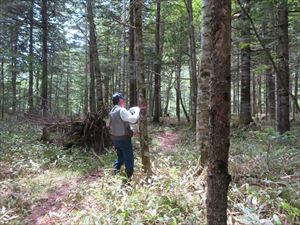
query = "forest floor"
xmin=0 ymin=118 xmax=299 ymax=225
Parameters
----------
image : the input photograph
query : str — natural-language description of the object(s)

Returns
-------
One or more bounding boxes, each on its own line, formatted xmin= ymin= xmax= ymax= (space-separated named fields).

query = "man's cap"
xmin=112 ymin=92 xmax=125 ymax=104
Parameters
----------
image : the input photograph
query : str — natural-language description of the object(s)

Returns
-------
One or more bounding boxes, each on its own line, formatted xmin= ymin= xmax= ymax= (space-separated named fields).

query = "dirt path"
xmin=26 ymin=129 xmax=180 ymax=224
xmin=26 ymin=170 xmax=102 ymax=225
xmin=156 ymin=130 xmax=179 ymax=152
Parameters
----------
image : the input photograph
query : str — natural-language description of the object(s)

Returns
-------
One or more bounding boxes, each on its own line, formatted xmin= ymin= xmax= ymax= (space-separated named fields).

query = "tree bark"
xmin=134 ymin=0 xmax=152 ymax=175
xmin=153 ymin=0 xmax=161 ymax=123
xmin=120 ymin=0 xmax=126 ymax=93
xmin=179 ymin=90 xmax=190 ymax=122
xmin=237 ymin=48 xmax=240 ymax=116
xmin=65 ymin=50 xmax=70 ymax=116
xmin=129 ymin=0 xmax=137 ymax=107
xmin=266 ymin=68 xmax=276 ymax=120
xmin=252 ymin=72 xmax=256 ymax=117
xmin=293 ymin=55 xmax=299 ymax=120
xmin=258 ymin=73 xmax=262 ymax=115
xmin=1 ymin=58 xmax=4 ymax=119
xmin=40 ymin=0 xmax=48 ymax=115
xmin=86 ymin=0 xmax=95 ymax=113
xmin=207 ymin=0 xmax=231 ymax=224
xmin=237 ymin=0 xmax=299 ymax=113
xmin=49 ymin=58 xmax=53 ymax=113
xmin=276 ymin=0 xmax=290 ymax=134
xmin=104 ymin=44 xmax=110 ymax=107
xmin=176 ymin=56 xmax=181 ymax=122
xmin=84 ymin=23 xmax=89 ymax=115
xmin=164 ymin=70 xmax=174 ymax=115
xmin=149 ymin=70 xmax=154 ymax=116
xmin=184 ymin=0 xmax=197 ymax=126
xmin=197 ymin=0 xmax=212 ymax=169
xmin=87 ymin=0 xmax=102 ymax=112
xmin=239 ymin=0 xmax=253 ymax=125
xmin=34 ymin=69 xmax=39 ymax=107
xmin=28 ymin=0 xmax=34 ymax=112
xmin=11 ymin=26 xmax=18 ymax=114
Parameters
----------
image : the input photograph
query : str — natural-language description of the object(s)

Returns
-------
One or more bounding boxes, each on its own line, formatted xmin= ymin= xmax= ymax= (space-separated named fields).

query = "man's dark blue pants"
xmin=112 ymin=138 xmax=134 ymax=178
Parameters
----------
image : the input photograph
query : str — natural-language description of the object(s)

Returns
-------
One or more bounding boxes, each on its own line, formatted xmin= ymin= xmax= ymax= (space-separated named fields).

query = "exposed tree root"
xmin=25 ymin=111 xmax=112 ymax=154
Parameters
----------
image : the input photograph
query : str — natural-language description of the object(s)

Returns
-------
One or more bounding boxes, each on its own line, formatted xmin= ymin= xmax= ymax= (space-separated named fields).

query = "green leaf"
xmin=273 ymin=214 xmax=282 ymax=225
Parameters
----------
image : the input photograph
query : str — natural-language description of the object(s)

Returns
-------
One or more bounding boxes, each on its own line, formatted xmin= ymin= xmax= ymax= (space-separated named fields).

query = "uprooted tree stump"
xmin=38 ymin=112 xmax=112 ymax=154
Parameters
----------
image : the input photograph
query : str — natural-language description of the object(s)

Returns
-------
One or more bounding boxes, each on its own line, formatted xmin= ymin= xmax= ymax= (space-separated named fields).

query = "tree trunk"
xmin=266 ymin=68 xmax=276 ymax=120
xmin=207 ymin=0 xmax=231 ymax=224
xmin=65 ymin=51 xmax=70 ymax=116
xmin=179 ymin=90 xmax=190 ymax=123
xmin=184 ymin=0 xmax=197 ymax=126
xmin=153 ymin=0 xmax=161 ymax=123
xmin=41 ymin=0 xmax=48 ymax=115
xmin=149 ymin=69 xmax=154 ymax=116
xmin=237 ymin=48 xmax=240 ymax=116
xmin=276 ymin=0 xmax=290 ymax=134
xmin=86 ymin=0 xmax=96 ymax=113
xmin=252 ymin=72 xmax=256 ymax=117
xmin=232 ymin=70 xmax=237 ymax=116
xmin=120 ymin=0 xmax=126 ymax=93
xmin=18 ymin=87 xmax=21 ymax=112
xmin=84 ymin=26 xmax=89 ymax=115
xmin=1 ymin=58 xmax=4 ymax=119
xmin=87 ymin=0 xmax=102 ymax=112
xmin=293 ymin=55 xmax=299 ymax=120
xmin=49 ymin=59 xmax=53 ymax=113
xmin=197 ymin=0 xmax=212 ymax=169
xmin=258 ymin=72 xmax=262 ymax=115
xmin=35 ymin=67 xmax=40 ymax=106
xmin=239 ymin=0 xmax=253 ymax=126
xmin=129 ymin=0 xmax=137 ymax=107
xmin=28 ymin=0 xmax=34 ymax=112
xmin=104 ymin=43 xmax=111 ymax=107
xmin=135 ymin=0 xmax=152 ymax=175
xmin=11 ymin=26 xmax=18 ymax=114
xmin=164 ymin=70 xmax=174 ymax=115
xmin=176 ymin=56 xmax=181 ymax=122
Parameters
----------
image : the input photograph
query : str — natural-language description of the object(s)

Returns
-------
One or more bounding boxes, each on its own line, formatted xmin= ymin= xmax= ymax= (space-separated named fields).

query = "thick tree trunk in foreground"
xmin=129 ymin=0 xmax=137 ymax=107
xmin=184 ymin=0 xmax=197 ymax=126
xmin=239 ymin=0 xmax=253 ymax=126
xmin=153 ymin=0 xmax=161 ymax=123
xmin=197 ymin=0 xmax=212 ymax=169
xmin=207 ymin=0 xmax=231 ymax=224
xmin=276 ymin=0 xmax=290 ymax=134
xmin=41 ymin=0 xmax=48 ymax=115
xmin=135 ymin=0 xmax=152 ymax=175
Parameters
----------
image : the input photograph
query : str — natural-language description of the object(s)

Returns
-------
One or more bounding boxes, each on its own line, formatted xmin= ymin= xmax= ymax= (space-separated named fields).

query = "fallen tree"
xmin=25 ymin=111 xmax=112 ymax=154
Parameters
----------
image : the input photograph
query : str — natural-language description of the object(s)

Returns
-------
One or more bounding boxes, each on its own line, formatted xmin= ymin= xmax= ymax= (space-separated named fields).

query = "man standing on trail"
xmin=109 ymin=92 xmax=140 ymax=179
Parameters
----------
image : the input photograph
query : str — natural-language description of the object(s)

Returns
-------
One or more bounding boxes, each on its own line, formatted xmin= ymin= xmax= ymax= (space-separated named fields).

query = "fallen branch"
xmin=35 ymin=111 xmax=112 ymax=154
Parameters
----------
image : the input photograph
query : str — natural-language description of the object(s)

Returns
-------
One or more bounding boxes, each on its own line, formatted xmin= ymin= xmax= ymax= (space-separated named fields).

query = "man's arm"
xmin=120 ymin=108 xmax=140 ymax=123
